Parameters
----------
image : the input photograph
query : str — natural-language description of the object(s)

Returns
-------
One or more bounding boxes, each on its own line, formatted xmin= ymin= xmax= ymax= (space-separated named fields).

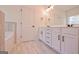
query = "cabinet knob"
xmin=62 ymin=36 xmax=64 ymax=42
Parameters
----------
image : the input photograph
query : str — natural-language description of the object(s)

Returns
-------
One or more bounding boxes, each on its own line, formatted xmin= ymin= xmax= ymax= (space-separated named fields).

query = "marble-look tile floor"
xmin=8 ymin=40 xmax=58 ymax=54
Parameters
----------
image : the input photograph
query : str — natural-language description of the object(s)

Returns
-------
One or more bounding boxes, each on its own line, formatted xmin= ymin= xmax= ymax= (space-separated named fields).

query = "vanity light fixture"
xmin=46 ymin=5 xmax=54 ymax=12
xmin=43 ymin=5 xmax=54 ymax=16
xmin=43 ymin=11 xmax=49 ymax=16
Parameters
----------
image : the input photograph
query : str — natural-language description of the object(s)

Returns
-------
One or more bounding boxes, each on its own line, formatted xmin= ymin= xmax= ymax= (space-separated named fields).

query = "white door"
xmin=52 ymin=28 xmax=61 ymax=52
xmin=21 ymin=7 xmax=36 ymax=41
xmin=61 ymin=34 xmax=78 ymax=54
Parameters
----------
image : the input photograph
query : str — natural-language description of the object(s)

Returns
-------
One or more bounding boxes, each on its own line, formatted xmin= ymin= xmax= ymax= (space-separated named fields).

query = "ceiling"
xmin=53 ymin=5 xmax=78 ymax=11
xmin=0 ymin=5 xmax=78 ymax=12
xmin=42 ymin=5 xmax=78 ymax=11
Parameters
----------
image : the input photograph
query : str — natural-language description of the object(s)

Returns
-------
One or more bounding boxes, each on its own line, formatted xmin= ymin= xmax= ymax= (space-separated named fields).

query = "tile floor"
xmin=8 ymin=40 xmax=57 ymax=54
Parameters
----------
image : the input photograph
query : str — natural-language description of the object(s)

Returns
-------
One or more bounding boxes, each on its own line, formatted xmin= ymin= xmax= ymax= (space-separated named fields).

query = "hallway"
xmin=9 ymin=40 xmax=57 ymax=54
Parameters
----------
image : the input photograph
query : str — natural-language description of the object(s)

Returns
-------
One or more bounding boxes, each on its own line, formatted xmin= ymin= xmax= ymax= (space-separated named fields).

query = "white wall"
xmin=0 ymin=6 xmax=20 ymax=22
xmin=0 ymin=6 xmax=44 ymax=43
xmin=67 ymin=6 xmax=79 ymax=17
xmin=54 ymin=8 xmax=66 ymax=25
xmin=0 ymin=10 xmax=5 ymax=51
xmin=39 ymin=6 xmax=66 ymax=27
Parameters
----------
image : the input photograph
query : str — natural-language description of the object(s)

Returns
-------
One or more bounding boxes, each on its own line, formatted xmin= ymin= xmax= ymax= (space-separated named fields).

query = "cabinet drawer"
xmin=45 ymin=35 xmax=51 ymax=42
xmin=45 ymin=28 xmax=52 ymax=32
xmin=45 ymin=33 xmax=51 ymax=37
xmin=62 ymin=28 xmax=79 ymax=35
xmin=61 ymin=34 xmax=78 ymax=54
xmin=52 ymin=27 xmax=61 ymax=33
xmin=45 ymin=39 xmax=51 ymax=46
xmin=46 ymin=36 xmax=51 ymax=39
xmin=45 ymin=30 xmax=52 ymax=37
xmin=45 ymin=32 xmax=51 ymax=35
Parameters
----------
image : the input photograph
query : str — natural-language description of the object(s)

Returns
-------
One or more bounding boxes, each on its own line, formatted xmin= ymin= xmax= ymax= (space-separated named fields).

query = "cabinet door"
xmin=61 ymin=34 xmax=78 ymax=54
xmin=52 ymin=28 xmax=61 ymax=52
xmin=39 ymin=28 xmax=45 ymax=42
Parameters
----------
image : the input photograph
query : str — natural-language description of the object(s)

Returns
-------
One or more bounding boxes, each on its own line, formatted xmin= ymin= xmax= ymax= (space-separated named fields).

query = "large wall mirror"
xmin=66 ymin=6 xmax=79 ymax=26
xmin=67 ymin=15 xmax=79 ymax=24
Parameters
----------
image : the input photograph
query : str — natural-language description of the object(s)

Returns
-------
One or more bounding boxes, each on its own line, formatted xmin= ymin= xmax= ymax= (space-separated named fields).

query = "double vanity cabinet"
xmin=38 ymin=27 xmax=79 ymax=54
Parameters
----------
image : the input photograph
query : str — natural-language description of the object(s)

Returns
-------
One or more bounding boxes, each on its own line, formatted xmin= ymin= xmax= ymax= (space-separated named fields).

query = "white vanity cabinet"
xmin=61 ymin=28 xmax=79 ymax=54
xmin=38 ymin=27 xmax=79 ymax=54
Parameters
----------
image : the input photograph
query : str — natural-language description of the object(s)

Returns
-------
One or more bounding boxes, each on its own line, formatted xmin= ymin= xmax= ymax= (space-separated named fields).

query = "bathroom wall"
xmin=67 ymin=6 xmax=79 ymax=17
xmin=15 ymin=6 xmax=66 ymax=42
xmin=54 ymin=8 xmax=66 ymax=25
xmin=0 ymin=6 xmax=45 ymax=43
xmin=0 ymin=5 xmax=67 ymax=44
xmin=0 ymin=11 xmax=5 ymax=51
xmin=0 ymin=6 xmax=20 ymax=22
xmin=39 ymin=6 xmax=67 ymax=27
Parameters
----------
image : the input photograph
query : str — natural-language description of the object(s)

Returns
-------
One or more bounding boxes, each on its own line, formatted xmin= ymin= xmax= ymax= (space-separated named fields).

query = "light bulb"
xmin=46 ymin=8 xmax=50 ymax=12
xmin=43 ymin=11 xmax=48 ymax=16
xmin=46 ymin=5 xmax=54 ymax=12
xmin=50 ymin=6 xmax=54 ymax=9
xmin=42 ymin=5 xmax=54 ymax=16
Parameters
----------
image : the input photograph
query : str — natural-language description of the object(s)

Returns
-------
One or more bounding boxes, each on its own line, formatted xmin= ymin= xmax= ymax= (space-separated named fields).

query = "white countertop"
xmin=40 ymin=24 xmax=79 ymax=28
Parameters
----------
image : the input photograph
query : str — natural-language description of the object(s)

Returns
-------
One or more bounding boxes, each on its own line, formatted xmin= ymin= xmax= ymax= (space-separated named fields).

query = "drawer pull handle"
xmin=62 ymin=36 xmax=64 ymax=42
xmin=58 ymin=35 xmax=60 ymax=40
xmin=47 ymin=29 xmax=50 ymax=30
xmin=46 ymin=41 xmax=49 ymax=43
xmin=46 ymin=36 xmax=50 ymax=38
xmin=47 ymin=33 xmax=50 ymax=34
